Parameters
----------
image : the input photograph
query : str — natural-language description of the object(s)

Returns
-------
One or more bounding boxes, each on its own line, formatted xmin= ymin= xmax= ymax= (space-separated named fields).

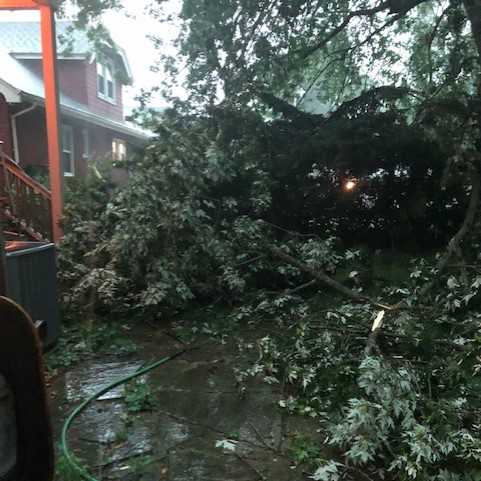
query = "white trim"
xmin=61 ymin=124 xmax=75 ymax=177
xmin=116 ymin=46 xmax=133 ymax=85
xmin=97 ymin=61 xmax=116 ymax=104
xmin=11 ymin=53 xmax=87 ymax=61
xmin=98 ymin=93 xmax=117 ymax=105
xmin=92 ymin=46 xmax=133 ymax=85
xmin=112 ymin=138 xmax=127 ymax=161
xmin=82 ymin=128 xmax=90 ymax=160
xmin=0 ymin=79 xmax=21 ymax=103
xmin=60 ymin=104 xmax=147 ymax=142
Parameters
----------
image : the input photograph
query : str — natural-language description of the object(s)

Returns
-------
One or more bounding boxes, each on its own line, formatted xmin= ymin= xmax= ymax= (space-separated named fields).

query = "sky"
xmin=0 ymin=0 xmax=183 ymax=114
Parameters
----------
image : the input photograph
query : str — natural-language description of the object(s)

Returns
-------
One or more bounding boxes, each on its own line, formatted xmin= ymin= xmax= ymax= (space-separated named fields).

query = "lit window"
xmin=112 ymin=138 xmax=127 ymax=161
xmin=97 ymin=62 xmax=116 ymax=103
xmin=82 ymin=129 xmax=90 ymax=160
xmin=62 ymin=125 xmax=74 ymax=176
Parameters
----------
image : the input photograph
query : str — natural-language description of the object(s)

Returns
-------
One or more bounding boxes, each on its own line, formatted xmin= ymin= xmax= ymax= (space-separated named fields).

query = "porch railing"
xmin=0 ymin=142 xmax=52 ymax=241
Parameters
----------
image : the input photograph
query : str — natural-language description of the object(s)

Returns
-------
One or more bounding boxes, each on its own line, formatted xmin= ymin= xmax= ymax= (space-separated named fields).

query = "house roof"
xmin=0 ymin=21 xmax=88 ymax=55
xmin=0 ymin=21 xmax=133 ymax=83
xmin=0 ymin=46 xmax=148 ymax=143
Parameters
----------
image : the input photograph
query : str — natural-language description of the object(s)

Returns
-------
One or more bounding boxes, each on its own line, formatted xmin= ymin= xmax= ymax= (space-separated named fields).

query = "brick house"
xmin=0 ymin=21 xmax=148 ymax=180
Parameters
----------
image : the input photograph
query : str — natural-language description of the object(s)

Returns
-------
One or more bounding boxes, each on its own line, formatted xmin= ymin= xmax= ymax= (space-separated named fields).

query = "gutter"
xmin=11 ymin=102 xmax=38 ymax=164
xmin=20 ymin=92 xmax=150 ymax=144
xmin=60 ymin=103 xmax=149 ymax=143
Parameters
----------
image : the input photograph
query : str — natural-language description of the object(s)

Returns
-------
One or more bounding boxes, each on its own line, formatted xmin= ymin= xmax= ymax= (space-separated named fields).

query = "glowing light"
xmin=344 ymin=180 xmax=357 ymax=191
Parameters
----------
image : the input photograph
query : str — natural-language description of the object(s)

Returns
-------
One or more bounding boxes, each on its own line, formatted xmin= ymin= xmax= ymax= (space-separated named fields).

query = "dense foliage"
xmin=59 ymin=96 xmax=471 ymax=314
xmin=60 ymin=0 xmax=481 ymax=478
xmin=229 ymin=264 xmax=481 ymax=480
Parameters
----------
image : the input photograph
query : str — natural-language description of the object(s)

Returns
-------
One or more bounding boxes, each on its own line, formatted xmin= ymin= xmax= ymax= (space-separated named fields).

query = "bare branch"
xmin=418 ymin=160 xmax=481 ymax=298
xmin=299 ymin=0 xmax=428 ymax=59
xmin=296 ymin=52 xmax=349 ymax=107
xmin=426 ymin=6 xmax=450 ymax=86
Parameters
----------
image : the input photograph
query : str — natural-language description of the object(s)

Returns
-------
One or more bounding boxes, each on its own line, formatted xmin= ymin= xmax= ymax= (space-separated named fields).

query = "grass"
xmin=288 ymin=434 xmax=323 ymax=469
xmin=54 ymin=453 xmax=87 ymax=481
xmin=124 ymin=378 xmax=156 ymax=413
xmin=45 ymin=321 xmax=137 ymax=374
xmin=128 ymin=455 xmax=157 ymax=478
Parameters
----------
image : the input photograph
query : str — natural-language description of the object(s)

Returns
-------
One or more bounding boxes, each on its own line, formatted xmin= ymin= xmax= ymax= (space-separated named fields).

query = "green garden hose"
xmin=60 ymin=349 xmax=188 ymax=481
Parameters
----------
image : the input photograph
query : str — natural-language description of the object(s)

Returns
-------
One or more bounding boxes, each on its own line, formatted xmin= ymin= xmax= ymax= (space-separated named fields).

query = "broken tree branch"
xmin=267 ymin=244 xmax=393 ymax=311
xmin=418 ymin=160 xmax=480 ymax=298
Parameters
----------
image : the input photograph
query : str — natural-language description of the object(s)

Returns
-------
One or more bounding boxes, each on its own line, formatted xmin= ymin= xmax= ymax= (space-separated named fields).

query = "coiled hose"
xmin=60 ymin=349 xmax=188 ymax=481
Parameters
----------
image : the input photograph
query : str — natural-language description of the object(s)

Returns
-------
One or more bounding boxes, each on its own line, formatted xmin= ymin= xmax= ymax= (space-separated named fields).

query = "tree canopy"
xmin=152 ymin=0 xmax=481 ymax=108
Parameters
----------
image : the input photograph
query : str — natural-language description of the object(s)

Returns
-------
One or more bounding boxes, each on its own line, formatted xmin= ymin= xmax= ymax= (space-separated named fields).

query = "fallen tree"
xmin=56 ymin=0 xmax=481 ymax=476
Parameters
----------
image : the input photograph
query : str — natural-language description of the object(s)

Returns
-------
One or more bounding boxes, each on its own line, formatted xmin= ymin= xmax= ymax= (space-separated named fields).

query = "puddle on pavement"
xmin=64 ymin=360 xmax=145 ymax=402
xmin=50 ymin=332 xmax=308 ymax=481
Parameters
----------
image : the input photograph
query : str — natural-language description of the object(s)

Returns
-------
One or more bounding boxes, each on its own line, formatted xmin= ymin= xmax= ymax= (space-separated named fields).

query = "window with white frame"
xmin=82 ymin=129 xmax=90 ymax=160
xmin=62 ymin=125 xmax=74 ymax=176
xmin=112 ymin=138 xmax=127 ymax=161
xmin=97 ymin=61 xmax=115 ymax=103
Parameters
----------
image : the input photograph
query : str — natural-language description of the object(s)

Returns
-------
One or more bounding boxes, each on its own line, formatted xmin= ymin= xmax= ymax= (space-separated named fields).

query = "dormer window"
xmin=97 ymin=61 xmax=116 ymax=103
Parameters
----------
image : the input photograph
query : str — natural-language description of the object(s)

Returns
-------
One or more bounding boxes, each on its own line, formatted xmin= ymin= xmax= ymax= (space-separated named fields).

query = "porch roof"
xmin=0 ymin=46 xmax=148 ymax=143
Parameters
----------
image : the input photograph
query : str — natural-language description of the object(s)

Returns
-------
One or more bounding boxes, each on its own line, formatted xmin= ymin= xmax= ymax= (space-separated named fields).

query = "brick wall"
xmin=19 ymin=58 xmax=123 ymax=120
xmin=85 ymin=60 xmax=123 ymax=121
xmin=20 ymin=59 xmax=89 ymax=106
xmin=16 ymin=108 xmax=47 ymax=168
xmin=58 ymin=60 xmax=89 ymax=105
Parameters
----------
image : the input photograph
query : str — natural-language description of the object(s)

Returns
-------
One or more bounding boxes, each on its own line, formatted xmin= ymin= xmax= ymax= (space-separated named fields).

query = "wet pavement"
xmin=49 ymin=325 xmax=311 ymax=481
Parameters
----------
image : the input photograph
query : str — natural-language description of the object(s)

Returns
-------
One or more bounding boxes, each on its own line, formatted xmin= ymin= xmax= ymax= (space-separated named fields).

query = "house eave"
xmin=62 ymin=105 xmax=149 ymax=143
xmin=115 ymin=47 xmax=133 ymax=85
xmin=20 ymin=92 xmax=150 ymax=143
xmin=0 ymin=79 xmax=21 ymax=103
xmin=12 ymin=52 xmax=88 ymax=61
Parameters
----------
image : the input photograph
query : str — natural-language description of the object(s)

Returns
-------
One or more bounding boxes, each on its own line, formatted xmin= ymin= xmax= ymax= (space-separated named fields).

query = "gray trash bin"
xmin=5 ymin=241 xmax=60 ymax=350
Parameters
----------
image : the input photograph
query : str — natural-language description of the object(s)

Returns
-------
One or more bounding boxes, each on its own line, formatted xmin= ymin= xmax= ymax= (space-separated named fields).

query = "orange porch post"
xmin=0 ymin=0 xmax=39 ymax=8
xmin=39 ymin=3 xmax=63 ymax=242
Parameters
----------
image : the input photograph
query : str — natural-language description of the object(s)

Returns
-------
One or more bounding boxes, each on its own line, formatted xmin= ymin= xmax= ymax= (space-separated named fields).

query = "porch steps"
xmin=0 ymin=146 xmax=52 ymax=242
xmin=2 ymin=207 xmax=49 ymax=242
